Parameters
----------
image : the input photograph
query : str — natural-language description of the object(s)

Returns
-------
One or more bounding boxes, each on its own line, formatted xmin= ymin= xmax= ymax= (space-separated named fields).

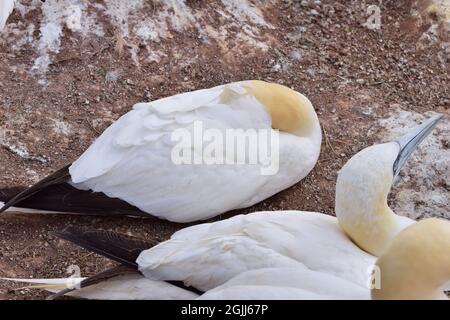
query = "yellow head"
xmin=242 ymin=80 xmax=321 ymax=138
xmin=372 ymin=218 xmax=450 ymax=300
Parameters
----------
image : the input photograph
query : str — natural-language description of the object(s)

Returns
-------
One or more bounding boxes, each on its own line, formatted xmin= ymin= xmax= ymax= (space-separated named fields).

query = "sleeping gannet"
xmin=0 ymin=80 xmax=322 ymax=222
xmin=2 ymin=114 xmax=445 ymax=300
xmin=0 ymin=0 xmax=15 ymax=32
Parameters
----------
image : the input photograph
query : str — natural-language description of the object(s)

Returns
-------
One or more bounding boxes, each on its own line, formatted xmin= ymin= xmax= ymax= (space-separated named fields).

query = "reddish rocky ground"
xmin=0 ymin=0 xmax=448 ymax=299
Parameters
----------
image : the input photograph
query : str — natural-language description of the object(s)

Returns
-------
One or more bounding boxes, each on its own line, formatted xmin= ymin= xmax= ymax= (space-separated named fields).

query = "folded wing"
xmin=137 ymin=211 xmax=376 ymax=290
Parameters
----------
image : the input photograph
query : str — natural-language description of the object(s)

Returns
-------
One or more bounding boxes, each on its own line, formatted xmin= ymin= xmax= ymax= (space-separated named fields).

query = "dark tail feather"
xmin=53 ymin=227 xmax=204 ymax=297
xmin=0 ymin=187 xmax=28 ymax=202
xmin=4 ymin=183 xmax=150 ymax=217
xmin=0 ymin=164 xmax=71 ymax=212
xmin=0 ymin=165 xmax=149 ymax=218
xmin=54 ymin=227 xmax=157 ymax=268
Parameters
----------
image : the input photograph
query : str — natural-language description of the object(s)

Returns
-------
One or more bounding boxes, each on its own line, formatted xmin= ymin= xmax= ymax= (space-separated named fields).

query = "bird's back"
xmin=69 ymin=82 xmax=318 ymax=222
xmin=137 ymin=211 xmax=376 ymax=290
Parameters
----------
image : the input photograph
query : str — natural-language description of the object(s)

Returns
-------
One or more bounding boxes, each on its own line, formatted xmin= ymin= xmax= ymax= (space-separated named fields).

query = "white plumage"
xmin=4 ymin=274 xmax=198 ymax=300
xmin=2 ymin=114 xmax=443 ymax=300
xmin=8 ymin=218 xmax=449 ymax=300
xmin=198 ymin=267 xmax=369 ymax=300
xmin=4 ymin=211 xmax=374 ymax=300
xmin=68 ymin=80 xmax=321 ymax=222
xmin=135 ymin=112 xmax=443 ymax=290
xmin=136 ymin=211 xmax=374 ymax=291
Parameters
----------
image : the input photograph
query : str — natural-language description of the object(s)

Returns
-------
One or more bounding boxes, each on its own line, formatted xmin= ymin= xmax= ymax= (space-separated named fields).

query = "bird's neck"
xmin=336 ymin=194 xmax=414 ymax=257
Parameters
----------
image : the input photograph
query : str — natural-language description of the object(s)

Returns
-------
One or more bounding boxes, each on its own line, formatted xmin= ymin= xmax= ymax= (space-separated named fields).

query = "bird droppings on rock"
xmin=0 ymin=141 xmax=47 ymax=163
xmin=378 ymin=109 xmax=450 ymax=220
xmin=50 ymin=118 xmax=72 ymax=136
xmin=105 ymin=70 xmax=120 ymax=82
xmin=2 ymin=0 xmax=276 ymax=81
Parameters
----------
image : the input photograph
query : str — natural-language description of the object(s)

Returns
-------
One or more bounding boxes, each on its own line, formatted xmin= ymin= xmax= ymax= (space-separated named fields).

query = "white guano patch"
xmin=31 ymin=0 xmax=104 ymax=76
xmin=3 ymin=0 xmax=274 ymax=82
xmin=50 ymin=118 xmax=72 ymax=135
xmin=0 ymin=141 xmax=47 ymax=163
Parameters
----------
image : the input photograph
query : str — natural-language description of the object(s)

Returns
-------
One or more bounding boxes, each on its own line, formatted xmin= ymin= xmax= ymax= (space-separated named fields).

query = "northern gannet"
xmin=0 ymin=0 xmax=15 ymax=32
xmin=200 ymin=218 xmax=450 ymax=300
xmin=6 ymin=218 xmax=450 ymax=300
xmin=2 ymin=115 xmax=444 ymax=299
xmin=0 ymin=81 xmax=322 ymax=222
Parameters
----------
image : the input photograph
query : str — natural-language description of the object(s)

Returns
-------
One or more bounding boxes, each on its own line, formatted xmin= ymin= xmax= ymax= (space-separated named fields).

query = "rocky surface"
xmin=0 ymin=0 xmax=448 ymax=299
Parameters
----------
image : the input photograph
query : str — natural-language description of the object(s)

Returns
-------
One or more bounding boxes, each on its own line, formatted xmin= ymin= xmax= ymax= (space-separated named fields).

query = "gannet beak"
xmin=393 ymin=114 xmax=443 ymax=178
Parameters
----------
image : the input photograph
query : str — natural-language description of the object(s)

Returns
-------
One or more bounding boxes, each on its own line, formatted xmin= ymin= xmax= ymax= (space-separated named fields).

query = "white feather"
xmin=198 ymin=267 xmax=369 ymax=300
xmin=137 ymin=211 xmax=375 ymax=291
xmin=0 ymin=0 xmax=14 ymax=32
xmin=1 ymin=277 xmax=85 ymax=285
xmin=0 ymin=201 xmax=71 ymax=215
xmin=2 ymin=274 xmax=198 ymax=300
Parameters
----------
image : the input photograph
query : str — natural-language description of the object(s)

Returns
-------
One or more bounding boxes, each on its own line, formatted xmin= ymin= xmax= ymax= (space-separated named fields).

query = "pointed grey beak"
xmin=393 ymin=114 xmax=443 ymax=178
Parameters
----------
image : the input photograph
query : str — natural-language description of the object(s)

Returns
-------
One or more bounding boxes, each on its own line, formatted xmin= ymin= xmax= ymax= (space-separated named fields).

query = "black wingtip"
xmin=0 ymin=164 xmax=151 ymax=218
xmin=51 ymin=226 xmax=85 ymax=247
xmin=52 ymin=230 xmax=206 ymax=298
xmin=53 ymin=227 xmax=156 ymax=268
xmin=52 ymin=225 xmax=79 ymax=239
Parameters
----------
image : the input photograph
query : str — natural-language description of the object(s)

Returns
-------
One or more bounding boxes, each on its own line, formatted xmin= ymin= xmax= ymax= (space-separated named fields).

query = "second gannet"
xmin=6 ymin=218 xmax=449 ymax=300
xmin=199 ymin=218 xmax=450 ymax=300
